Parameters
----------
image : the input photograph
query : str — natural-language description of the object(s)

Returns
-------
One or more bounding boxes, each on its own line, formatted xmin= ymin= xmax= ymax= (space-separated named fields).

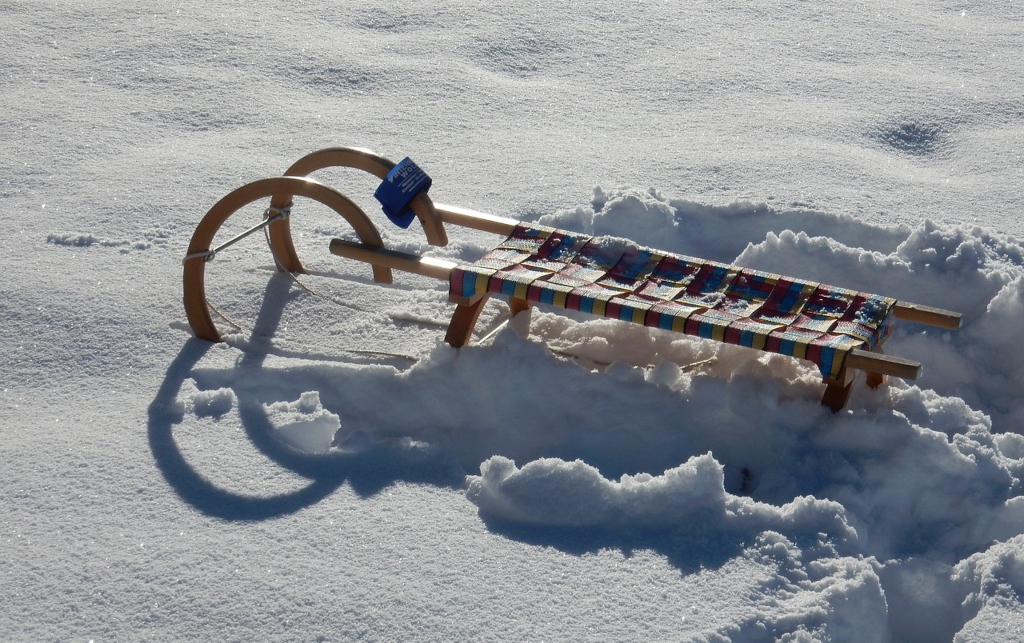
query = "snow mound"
xmin=467 ymin=453 xmax=854 ymax=541
xmin=539 ymin=186 xmax=912 ymax=261
xmin=263 ymin=391 xmax=341 ymax=453
xmin=952 ymin=536 xmax=1024 ymax=641
xmin=192 ymin=387 xmax=234 ymax=418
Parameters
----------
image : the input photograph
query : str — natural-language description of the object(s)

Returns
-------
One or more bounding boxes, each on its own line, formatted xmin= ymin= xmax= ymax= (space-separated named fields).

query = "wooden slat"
xmin=329 ymin=239 xmax=455 ymax=281
xmin=893 ymin=302 xmax=962 ymax=330
xmin=434 ymin=203 xmax=519 ymax=235
xmin=845 ymin=349 xmax=921 ymax=380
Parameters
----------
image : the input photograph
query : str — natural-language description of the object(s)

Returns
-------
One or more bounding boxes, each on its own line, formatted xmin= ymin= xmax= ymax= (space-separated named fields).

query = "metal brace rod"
xmin=182 ymin=206 xmax=291 ymax=264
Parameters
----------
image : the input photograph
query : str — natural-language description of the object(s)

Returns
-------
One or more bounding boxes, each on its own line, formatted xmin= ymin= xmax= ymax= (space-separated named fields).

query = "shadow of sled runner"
xmin=182 ymin=146 xmax=962 ymax=412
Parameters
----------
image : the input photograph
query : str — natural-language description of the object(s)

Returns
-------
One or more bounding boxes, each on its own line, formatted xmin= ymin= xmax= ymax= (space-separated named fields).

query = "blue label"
xmin=374 ymin=157 xmax=432 ymax=228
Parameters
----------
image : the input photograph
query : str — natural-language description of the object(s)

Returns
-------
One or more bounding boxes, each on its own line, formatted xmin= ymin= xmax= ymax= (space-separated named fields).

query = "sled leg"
xmin=822 ymin=378 xmax=856 ymax=412
xmin=445 ymin=295 xmax=490 ymax=348
xmin=509 ymin=297 xmax=531 ymax=318
xmin=821 ymin=364 xmax=858 ymax=413
xmin=865 ymin=370 xmax=886 ymax=389
xmin=865 ymin=347 xmax=886 ymax=389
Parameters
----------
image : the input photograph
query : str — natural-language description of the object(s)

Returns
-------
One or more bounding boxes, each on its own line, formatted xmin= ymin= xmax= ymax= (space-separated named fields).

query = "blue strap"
xmin=374 ymin=157 xmax=432 ymax=228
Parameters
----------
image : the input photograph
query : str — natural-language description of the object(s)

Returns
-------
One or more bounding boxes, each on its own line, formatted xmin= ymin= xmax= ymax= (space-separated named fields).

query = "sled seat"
xmin=451 ymin=222 xmax=893 ymax=382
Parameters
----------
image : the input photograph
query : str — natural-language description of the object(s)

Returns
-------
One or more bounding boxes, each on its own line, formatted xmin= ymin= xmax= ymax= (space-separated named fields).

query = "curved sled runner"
xmin=183 ymin=147 xmax=961 ymax=412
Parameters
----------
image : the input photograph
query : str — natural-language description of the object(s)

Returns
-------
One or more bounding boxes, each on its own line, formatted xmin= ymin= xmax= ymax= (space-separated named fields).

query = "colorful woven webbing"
xmin=450 ymin=224 xmax=895 ymax=380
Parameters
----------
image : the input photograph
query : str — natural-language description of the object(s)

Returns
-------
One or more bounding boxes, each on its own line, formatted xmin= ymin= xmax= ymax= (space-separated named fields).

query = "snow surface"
xmin=3 ymin=1 xmax=1024 ymax=641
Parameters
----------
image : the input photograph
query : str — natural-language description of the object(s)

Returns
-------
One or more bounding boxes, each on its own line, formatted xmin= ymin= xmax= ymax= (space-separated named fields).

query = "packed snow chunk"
xmin=879 ymin=557 xmax=966 ymax=643
xmin=262 ymin=391 xmax=341 ymax=453
xmin=954 ymin=602 xmax=1024 ymax=643
xmin=192 ymin=387 xmax=235 ymax=418
xmin=960 ymin=277 xmax=1024 ymax=429
xmin=537 ymin=188 xmax=658 ymax=242
xmin=592 ymin=191 xmax=677 ymax=241
xmin=540 ymin=188 xmax=682 ymax=255
xmin=466 ymin=454 xmax=855 ymax=544
xmin=465 ymin=454 xmax=725 ymax=528
xmin=724 ymin=533 xmax=889 ymax=643
xmin=952 ymin=535 xmax=1024 ymax=641
xmin=897 ymin=220 xmax=1004 ymax=275
xmin=955 ymin=535 xmax=1024 ymax=609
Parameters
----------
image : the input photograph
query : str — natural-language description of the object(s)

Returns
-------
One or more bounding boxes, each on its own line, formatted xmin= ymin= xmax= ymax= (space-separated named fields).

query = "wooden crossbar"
xmin=329 ymin=239 xmax=456 ymax=280
xmin=845 ymin=350 xmax=920 ymax=380
xmin=891 ymin=301 xmax=962 ymax=330
xmin=435 ymin=203 xmax=518 ymax=236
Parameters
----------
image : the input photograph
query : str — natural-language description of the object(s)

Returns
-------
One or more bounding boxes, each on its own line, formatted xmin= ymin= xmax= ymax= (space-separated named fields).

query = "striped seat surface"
xmin=450 ymin=224 xmax=895 ymax=380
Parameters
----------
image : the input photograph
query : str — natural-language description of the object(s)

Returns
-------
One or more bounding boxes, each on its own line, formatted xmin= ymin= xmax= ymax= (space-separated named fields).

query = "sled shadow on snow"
xmin=147 ymin=335 xmax=743 ymax=572
xmin=479 ymin=517 xmax=746 ymax=574
xmin=147 ymin=273 xmax=766 ymax=574
xmin=147 ymin=276 xmax=463 ymax=523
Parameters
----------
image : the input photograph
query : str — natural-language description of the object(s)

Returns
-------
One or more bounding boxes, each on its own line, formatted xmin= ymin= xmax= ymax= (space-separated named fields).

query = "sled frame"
xmin=183 ymin=147 xmax=962 ymax=412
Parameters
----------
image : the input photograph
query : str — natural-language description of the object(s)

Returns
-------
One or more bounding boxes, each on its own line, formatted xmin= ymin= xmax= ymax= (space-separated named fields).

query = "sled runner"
xmin=183 ymin=147 xmax=961 ymax=411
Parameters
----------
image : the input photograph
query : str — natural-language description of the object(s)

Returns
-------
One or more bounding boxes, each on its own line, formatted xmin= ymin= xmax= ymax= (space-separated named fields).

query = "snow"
xmin=3 ymin=1 xmax=1024 ymax=641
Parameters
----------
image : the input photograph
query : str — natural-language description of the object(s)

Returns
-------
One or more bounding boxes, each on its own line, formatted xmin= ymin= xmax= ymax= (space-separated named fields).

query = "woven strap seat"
xmin=451 ymin=224 xmax=895 ymax=381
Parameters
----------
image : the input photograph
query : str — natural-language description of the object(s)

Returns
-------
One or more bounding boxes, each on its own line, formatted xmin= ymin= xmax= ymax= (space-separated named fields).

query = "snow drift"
xmin=169 ymin=188 xmax=1024 ymax=640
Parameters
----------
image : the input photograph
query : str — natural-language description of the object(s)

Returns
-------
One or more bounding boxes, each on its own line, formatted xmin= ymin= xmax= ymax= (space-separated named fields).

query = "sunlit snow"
xmin=3 ymin=1 xmax=1023 ymax=641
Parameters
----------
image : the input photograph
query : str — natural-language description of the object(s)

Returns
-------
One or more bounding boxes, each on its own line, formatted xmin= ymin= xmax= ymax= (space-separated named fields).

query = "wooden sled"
xmin=183 ymin=147 xmax=961 ymax=412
